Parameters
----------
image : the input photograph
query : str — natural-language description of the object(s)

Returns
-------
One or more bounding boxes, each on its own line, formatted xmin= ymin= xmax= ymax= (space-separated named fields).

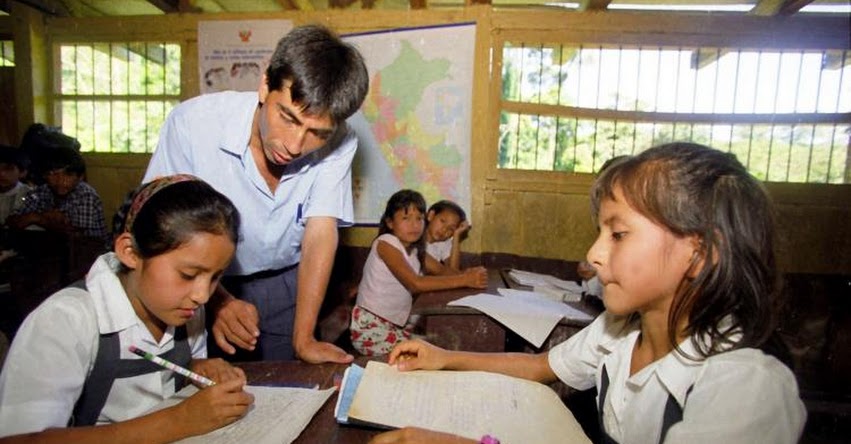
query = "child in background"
xmin=351 ymin=190 xmax=488 ymax=356
xmin=423 ymin=200 xmax=471 ymax=275
xmin=372 ymin=143 xmax=805 ymax=444
xmin=0 ymin=145 xmax=30 ymax=227
xmin=6 ymin=139 xmax=108 ymax=245
xmin=0 ymin=175 xmax=254 ymax=443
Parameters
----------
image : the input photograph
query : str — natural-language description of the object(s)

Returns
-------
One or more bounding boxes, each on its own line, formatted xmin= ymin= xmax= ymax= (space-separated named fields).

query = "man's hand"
xmin=294 ymin=336 xmax=354 ymax=364
xmin=211 ymin=296 xmax=260 ymax=354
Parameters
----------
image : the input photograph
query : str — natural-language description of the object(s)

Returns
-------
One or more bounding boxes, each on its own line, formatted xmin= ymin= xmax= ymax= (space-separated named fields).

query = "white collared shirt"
xmin=0 ymin=253 xmax=207 ymax=436
xmin=144 ymin=91 xmax=357 ymax=276
xmin=548 ymin=312 xmax=806 ymax=444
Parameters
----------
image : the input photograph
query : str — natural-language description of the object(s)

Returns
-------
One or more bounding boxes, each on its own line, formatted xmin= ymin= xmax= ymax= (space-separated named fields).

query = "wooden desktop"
xmin=238 ymin=359 xmax=382 ymax=443
xmin=410 ymin=267 xmax=602 ymax=353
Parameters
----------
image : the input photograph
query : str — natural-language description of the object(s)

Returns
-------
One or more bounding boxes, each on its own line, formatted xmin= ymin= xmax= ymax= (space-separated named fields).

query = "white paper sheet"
xmin=448 ymin=290 xmax=595 ymax=347
xmin=152 ymin=384 xmax=334 ymax=444
xmin=508 ymin=269 xmax=583 ymax=293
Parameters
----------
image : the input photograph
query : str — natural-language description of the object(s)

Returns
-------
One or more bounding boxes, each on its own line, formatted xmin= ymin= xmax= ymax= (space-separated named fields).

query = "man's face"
xmin=44 ymin=168 xmax=81 ymax=197
xmin=256 ymin=83 xmax=336 ymax=166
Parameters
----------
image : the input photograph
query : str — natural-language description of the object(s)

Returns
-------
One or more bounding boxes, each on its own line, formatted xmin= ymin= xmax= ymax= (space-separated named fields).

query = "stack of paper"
xmin=448 ymin=289 xmax=595 ymax=347
xmin=507 ymin=269 xmax=584 ymax=302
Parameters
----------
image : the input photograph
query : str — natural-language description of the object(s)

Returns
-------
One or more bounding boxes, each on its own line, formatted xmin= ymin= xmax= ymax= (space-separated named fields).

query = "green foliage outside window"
xmin=499 ymin=43 xmax=851 ymax=184
xmin=58 ymin=42 xmax=181 ymax=153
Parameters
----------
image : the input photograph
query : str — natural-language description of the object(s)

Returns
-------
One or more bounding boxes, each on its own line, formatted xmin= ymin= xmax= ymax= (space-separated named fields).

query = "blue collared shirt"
xmin=144 ymin=91 xmax=356 ymax=276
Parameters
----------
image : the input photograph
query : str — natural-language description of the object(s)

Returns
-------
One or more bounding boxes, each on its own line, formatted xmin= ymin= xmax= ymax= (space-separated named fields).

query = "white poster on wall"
xmin=198 ymin=20 xmax=293 ymax=94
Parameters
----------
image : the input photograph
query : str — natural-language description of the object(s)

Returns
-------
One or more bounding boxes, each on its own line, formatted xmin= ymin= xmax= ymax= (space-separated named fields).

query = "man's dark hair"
xmin=265 ymin=25 xmax=369 ymax=125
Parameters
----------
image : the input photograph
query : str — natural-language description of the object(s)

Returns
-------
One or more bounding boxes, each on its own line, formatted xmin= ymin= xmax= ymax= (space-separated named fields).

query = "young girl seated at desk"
xmin=371 ymin=143 xmax=806 ymax=444
xmin=423 ymin=200 xmax=471 ymax=275
xmin=0 ymin=175 xmax=254 ymax=443
xmin=351 ymin=189 xmax=488 ymax=356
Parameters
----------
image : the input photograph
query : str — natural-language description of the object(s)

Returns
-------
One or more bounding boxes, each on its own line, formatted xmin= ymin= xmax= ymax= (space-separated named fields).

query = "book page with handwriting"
xmin=347 ymin=361 xmax=590 ymax=444
xmin=151 ymin=385 xmax=334 ymax=444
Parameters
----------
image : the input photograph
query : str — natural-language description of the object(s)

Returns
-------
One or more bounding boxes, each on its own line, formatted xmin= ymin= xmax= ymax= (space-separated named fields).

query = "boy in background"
xmin=7 ymin=140 xmax=108 ymax=245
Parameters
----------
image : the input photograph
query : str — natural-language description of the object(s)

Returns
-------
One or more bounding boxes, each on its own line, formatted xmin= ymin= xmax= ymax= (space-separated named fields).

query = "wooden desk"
xmin=410 ymin=268 xmax=604 ymax=353
xmin=499 ymin=268 xmax=603 ymax=353
xmin=238 ymin=359 xmax=381 ymax=443
xmin=410 ymin=269 xmax=508 ymax=352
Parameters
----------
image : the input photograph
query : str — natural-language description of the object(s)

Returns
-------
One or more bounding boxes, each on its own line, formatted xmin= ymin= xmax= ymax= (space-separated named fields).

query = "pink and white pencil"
xmin=129 ymin=345 xmax=215 ymax=387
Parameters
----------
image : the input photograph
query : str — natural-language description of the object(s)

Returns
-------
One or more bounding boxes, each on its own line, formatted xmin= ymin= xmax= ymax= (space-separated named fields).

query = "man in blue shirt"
xmin=144 ymin=24 xmax=368 ymax=364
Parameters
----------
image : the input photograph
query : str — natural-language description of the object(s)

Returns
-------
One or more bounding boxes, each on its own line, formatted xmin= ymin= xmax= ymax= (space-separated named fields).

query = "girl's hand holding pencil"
xmin=129 ymin=345 xmax=254 ymax=436
xmin=176 ymin=378 xmax=255 ymax=436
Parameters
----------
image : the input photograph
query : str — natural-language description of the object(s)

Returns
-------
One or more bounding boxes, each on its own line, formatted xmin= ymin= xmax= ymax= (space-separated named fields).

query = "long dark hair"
xmin=590 ymin=142 xmax=779 ymax=358
xmin=378 ymin=189 xmax=427 ymax=271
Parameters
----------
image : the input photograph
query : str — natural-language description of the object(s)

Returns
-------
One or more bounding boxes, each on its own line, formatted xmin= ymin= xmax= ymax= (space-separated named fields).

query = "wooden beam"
xmin=752 ymin=0 xmax=814 ymax=16
xmin=699 ymin=0 xmax=816 ymax=68
xmin=577 ymin=0 xmax=611 ymax=11
xmin=277 ymin=0 xmax=313 ymax=11
xmin=411 ymin=0 xmax=427 ymax=9
xmin=465 ymin=0 xmax=491 ymax=6
xmin=146 ymin=0 xmax=179 ymax=13
xmin=328 ymin=0 xmax=357 ymax=8
xmin=11 ymin=0 xmax=71 ymax=16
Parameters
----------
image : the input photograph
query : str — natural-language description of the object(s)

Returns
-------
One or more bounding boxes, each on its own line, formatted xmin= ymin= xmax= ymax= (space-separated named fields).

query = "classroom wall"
xmin=11 ymin=5 xmax=851 ymax=276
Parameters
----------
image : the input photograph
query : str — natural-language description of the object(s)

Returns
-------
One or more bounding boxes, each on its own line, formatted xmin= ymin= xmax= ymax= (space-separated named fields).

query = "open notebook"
xmin=334 ymin=361 xmax=590 ymax=444
xmin=150 ymin=384 xmax=334 ymax=444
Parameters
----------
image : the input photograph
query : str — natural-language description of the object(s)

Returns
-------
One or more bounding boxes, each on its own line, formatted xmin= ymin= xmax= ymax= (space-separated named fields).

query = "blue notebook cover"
xmin=333 ymin=363 xmax=365 ymax=424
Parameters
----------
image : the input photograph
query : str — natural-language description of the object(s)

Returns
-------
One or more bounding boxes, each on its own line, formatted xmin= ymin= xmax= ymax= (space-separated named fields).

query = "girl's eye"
xmin=179 ymin=272 xmax=197 ymax=280
xmin=612 ymin=231 xmax=626 ymax=241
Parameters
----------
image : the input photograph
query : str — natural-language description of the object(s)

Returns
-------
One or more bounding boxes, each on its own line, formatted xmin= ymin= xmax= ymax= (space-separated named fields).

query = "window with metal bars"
xmin=0 ymin=40 xmax=13 ymax=66
xmin=56 ymin=42 xmax=180 ymax=153
xmin=499 ymin=43 xmax=851 ymax=184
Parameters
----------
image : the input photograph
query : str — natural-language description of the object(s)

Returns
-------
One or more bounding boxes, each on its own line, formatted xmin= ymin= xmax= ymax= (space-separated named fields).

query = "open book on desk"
xmin=150 ymin=384 xmax=335 ymax=444
xmin=334 ymin=361 xmax=590 ymax=444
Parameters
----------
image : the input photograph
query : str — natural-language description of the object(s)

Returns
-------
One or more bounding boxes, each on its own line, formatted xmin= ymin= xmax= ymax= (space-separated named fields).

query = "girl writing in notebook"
xmin=351 ymin=189 xmax=488 ymax=356
xmin=0 ymin=175 xmax=254 ymax=443
xmin=370 ymin=143 xmax=805 ymax=444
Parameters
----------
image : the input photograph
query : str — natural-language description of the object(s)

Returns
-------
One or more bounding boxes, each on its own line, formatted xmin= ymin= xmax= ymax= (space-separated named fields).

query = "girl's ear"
xmin=114 ymin=232 xmax=141 ymax=270
xmin=686 ymin=235 xmax=718 ymax=279
xmin=426 ymin=210 xmax=435 ymax=223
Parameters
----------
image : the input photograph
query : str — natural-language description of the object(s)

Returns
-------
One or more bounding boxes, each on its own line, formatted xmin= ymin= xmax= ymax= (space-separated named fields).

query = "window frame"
xmin=45 ymin=17 xmax=196 ymax=153
xmin=486 ymin=11 xmax=851 ymax=188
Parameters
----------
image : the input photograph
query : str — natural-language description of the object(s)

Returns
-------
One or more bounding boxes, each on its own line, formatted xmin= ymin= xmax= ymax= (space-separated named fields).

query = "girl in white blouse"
xmin=372 ymin=143 xmax=806 ymax=444
xmin=350 ymin=189 xmax=487 ymax=356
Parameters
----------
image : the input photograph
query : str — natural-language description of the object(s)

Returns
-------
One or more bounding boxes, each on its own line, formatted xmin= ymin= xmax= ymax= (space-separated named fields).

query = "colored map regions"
xmin=344 ymin=24 xmax=475 ymax=223
xmin=363 ymin=40 xmax=462 ymax=200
